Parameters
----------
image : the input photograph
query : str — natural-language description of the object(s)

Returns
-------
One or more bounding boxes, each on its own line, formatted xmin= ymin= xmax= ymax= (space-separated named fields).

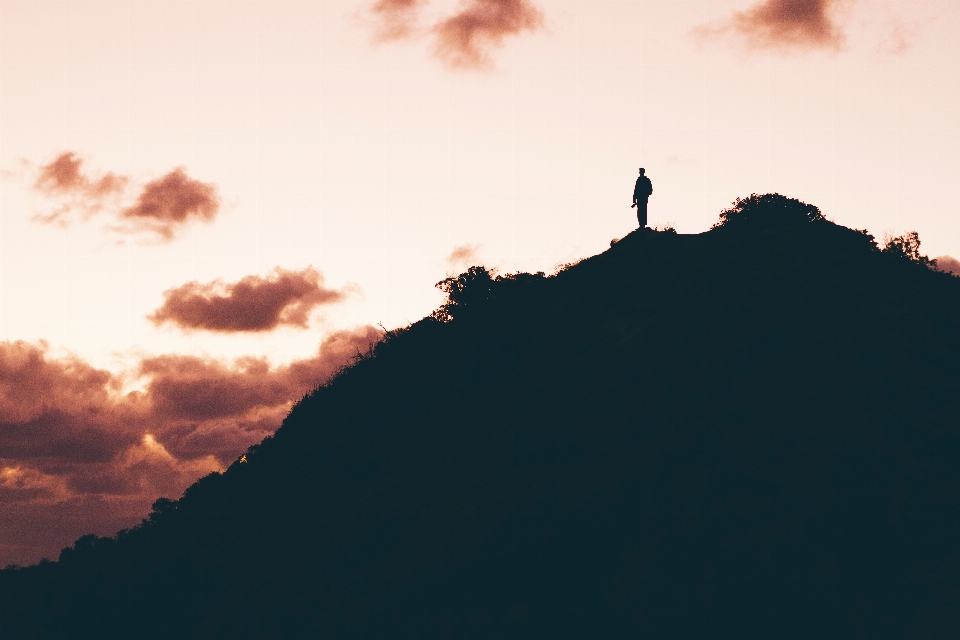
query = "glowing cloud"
xmin=0 ymin=327 xmax=381 ymax=565
xmin=148 ymin=267 xmax=353 ymax=333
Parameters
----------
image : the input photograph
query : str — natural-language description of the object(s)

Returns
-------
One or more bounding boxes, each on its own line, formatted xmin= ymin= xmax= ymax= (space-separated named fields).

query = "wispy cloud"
xmin=447 ymin=243 xmax=481 ymax=268
xmin=364 ymin=0 xmax=544 ymax=69
xmin=0 ymin=327 xmax=381 ymax=565
xmin=697 ymin=0 xmax=854 ymax=52
xmin=433 ymin=0 xmax=544 ymax=69
xmin=878 ymin=14 xmax=912 ymax=55
xmin=148 ymin=267 xmax=354 ymax=333
xmin=371 ymin=0 xmax=427 ymax=41
xmin=29 ymin=152 xmax=221 ymax=241
xmin=31 ymin=153 xmax=128 ymax=225
xmin=34 ymin=152 xmax=127 ymax=199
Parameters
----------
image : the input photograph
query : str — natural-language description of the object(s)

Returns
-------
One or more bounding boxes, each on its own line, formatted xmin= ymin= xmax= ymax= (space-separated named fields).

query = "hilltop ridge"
xmin=3 ymin=194 xmax=960 ymax=638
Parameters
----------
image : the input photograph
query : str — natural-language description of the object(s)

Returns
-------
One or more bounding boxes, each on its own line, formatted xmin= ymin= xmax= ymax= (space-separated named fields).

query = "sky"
xmin=0 ymin=0 xmax=958 ymax=566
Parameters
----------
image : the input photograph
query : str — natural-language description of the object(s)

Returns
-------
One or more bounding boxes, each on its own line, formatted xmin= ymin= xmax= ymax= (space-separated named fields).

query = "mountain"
xmin=3 ymin=194 xmax=960 ymax=638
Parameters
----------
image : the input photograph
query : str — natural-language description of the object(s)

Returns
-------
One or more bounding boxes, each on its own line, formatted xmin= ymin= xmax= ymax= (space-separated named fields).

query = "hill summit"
xmin=3 ymin=194 xmax=960 ymax=638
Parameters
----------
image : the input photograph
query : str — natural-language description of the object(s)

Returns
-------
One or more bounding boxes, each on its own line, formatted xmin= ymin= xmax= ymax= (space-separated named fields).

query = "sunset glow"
xmin=1 ymin=0 xmax=958 ymax=566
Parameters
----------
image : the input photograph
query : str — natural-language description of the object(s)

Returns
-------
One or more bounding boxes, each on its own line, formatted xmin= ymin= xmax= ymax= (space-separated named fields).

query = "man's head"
xmin=639 ymin=168 xmax=645 ymax=176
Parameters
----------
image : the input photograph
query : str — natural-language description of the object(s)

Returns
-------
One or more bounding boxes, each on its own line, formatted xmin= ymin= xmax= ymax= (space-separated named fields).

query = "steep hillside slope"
xmin=3 ymin=195 xmax=960 ymax=638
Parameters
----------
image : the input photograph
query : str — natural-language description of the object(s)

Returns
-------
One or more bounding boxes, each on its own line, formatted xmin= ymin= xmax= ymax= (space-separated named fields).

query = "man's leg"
xmin=638 ymin=199 xmax=648 ymax=228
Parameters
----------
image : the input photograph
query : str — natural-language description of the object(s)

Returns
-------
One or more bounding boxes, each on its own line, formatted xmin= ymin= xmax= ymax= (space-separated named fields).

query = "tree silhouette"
xmin=712 ymin=192 xmax=825 ymax=230
xmin=883 ymin=230 xmax=933 ymax=266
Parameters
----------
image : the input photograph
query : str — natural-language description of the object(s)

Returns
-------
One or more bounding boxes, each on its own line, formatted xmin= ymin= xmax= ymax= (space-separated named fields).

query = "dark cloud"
xmin=371 ymin=0 xmax=426 ymax=41
xmin=0 ymin=494 xmax=146 ymax=567
xmin=148 ymin=267 xmax=351 ymax=333
xmin=0 ymin=327 xmax=381 ymax=566
xmin=155 ymin=416 xmax=280 ymax=467
xmin=29 ymin=153 xmax=220 ymax=240
xmin=934 ymin=256 xmax=960 ymax=277
xmin=118 ymin=168 xmax=220 ymax=240
xmin=140 ymin=355 xmax=298 ymax=422
xmin=140 ymin=326 xmax=380 ymax=426
xmin=433 ymin=0 xmax=544 ymax=68
xmin=0 ymin=341 xmax=179 ymax=506
xmin=697 ymin=0 xmax=853 ymax=51
xmin=294 ymin=325 xmax=384 ymax=385
xmin=0 ymin=341 xmax=136 ymax=464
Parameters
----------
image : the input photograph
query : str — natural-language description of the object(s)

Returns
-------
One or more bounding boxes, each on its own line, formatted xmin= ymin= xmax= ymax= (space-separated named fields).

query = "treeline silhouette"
xmin=3 ymin=194 xmax=960 ymax=638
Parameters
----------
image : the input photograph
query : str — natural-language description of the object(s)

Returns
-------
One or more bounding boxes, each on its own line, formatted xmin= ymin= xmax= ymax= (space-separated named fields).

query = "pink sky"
xmin=0 ymin=0 xmax=958 ymax=565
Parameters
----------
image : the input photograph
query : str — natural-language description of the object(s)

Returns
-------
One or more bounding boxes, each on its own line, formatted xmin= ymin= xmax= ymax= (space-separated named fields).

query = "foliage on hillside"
xmin=3 ymin=194 xmax=960 ymax=638
xmin=712 ymin=192 xmax=826 ymax=230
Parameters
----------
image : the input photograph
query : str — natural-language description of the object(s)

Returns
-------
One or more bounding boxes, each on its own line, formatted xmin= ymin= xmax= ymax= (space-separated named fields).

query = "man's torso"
xmin=634 ymin=177 xmax=652 ymax=199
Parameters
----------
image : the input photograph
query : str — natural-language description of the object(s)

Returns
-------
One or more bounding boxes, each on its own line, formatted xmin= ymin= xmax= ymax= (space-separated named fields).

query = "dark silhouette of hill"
xmin=3 ymin=194 xmax=960 ymax=638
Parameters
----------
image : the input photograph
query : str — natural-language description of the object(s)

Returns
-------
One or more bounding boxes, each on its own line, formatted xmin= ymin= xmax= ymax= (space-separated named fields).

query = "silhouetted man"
xmin=632 ymin=168 xmax=653 ymax=228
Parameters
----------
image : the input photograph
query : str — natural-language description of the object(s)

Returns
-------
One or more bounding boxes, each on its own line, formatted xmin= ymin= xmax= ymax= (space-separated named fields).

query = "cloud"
xmin=148 ymin=267 xmax=353 ymax=333
xmin=0 ymin=341 xmax=137 ymax=464
xmin=364 ymin=0 xmax=544 ymax=69
xmin=140 ymin=325 xmax=379 ymax=431
xmin=433 ymin=0 xmax=544 ymax=68
xmin=140 ymin=355 xmax=301 ymax=422
xmin=34 ymin=152 xmax=128 ymax=198
xmin=934 ymin=256 xmax=960 ymax=277
xmin=0 ymin=327 xmax=381 ymax=566
xmin=29 ymin=152 xmax=220 ymax=241
xmin=447 ymin=243 xmax=481 ymax=268
xmin=881 ymin=18 xmax=911 ymax=55
xmin=698 ymin=0 xmax=853 ymax=51
xmin=31 ymin=153 xmax=129 ymax=225
xmin=117 ymin=168 xmax=220 ymax=240
xmin=371 ymin=0 xmax=427 ymax=41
